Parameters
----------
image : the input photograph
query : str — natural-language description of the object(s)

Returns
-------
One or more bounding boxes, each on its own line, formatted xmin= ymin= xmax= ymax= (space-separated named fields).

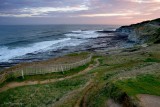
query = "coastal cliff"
xmin=116 ymin=18 xmax=160 ymax=44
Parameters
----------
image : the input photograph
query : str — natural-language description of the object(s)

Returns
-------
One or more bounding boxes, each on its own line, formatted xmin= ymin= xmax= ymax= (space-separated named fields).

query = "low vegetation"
xmin=0 ymin=44 xmax=160 ymax=107
xmin=0 ymin=75 xmax=90 ymax=107
xmin=115 ymin=74 xmax=160 ymax=96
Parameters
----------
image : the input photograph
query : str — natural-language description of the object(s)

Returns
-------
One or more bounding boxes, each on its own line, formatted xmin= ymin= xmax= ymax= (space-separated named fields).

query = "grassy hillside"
xmin=1 ymin=19 xmax=160 ymax=106
xmin=0 ymin=43 xmax=160 ymax=107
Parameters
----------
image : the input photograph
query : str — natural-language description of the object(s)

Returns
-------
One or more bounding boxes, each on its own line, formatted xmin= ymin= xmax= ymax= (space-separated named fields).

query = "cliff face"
xmin=116 ymin=18 xmax=160 ymax=44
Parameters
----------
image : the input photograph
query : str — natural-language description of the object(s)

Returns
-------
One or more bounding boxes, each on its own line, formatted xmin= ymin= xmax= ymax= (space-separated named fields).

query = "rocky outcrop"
xmin=116 ymin=18 xmax=160 ymax=44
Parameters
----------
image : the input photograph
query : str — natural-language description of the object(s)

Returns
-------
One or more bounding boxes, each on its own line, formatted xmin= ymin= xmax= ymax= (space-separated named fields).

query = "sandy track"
xmin=74 ymin=79 xmax=95 ymax=107
xmin=138 ymin=94 xmax=160 ymax=107
xmin=52 ymin=79 xmax=93 ymax=107
xmin=106 ymin=99 xmax=122 ymax=107
xmin=74 ymin=58 xmax=100 ymax=107
xmin=0 ymin=58 xmax=100 ymax=93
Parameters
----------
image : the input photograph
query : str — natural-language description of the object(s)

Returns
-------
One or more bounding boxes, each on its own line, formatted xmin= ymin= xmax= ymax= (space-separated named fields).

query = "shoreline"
xmin=0 ymin=30 xmax=134 ymax=70
xmin=0 ymin=18 xmax=159 ymax=107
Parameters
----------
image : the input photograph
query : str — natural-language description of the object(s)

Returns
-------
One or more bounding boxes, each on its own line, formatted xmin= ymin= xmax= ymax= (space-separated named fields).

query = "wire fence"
xmin=0 ymin=54 xmax=92 ymax=84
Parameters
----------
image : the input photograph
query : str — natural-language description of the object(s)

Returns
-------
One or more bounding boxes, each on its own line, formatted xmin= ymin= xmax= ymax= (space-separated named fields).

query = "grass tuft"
xmin=115 ymin=74 xmax=160 ymax=96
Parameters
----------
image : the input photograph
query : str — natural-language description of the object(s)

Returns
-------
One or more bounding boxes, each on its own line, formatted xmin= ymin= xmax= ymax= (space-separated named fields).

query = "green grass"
xmin=0 ymin=74 xmax=89 ymax=107
xmin=67 ymin=52 xmax=89 ymax=57
xmin=144 ymin=58 xmax=160 ymax=62
xmin=97 ymin=57 xmax=108 ymax=66
xmin=83 ymin=58 xmax=145 ymax=106
xmin=85 ymin=47 xmax=160 ymax=105
xmin=115 ymin=74 xmax=160 ymax=96
xmin=0 ymin=44 xmax=160 ymax=106
xmin=84 ymin=51 xmax=160 ymax=106
xmin=83 ymin=85 xmax=109 ymax=107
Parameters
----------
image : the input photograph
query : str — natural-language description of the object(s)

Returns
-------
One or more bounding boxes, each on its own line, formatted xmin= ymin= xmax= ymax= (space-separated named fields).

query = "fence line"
xmin=0 ymin=54 xmax=92 ymax=84
xmin=0 ymin=73 xmax=6 ymax=84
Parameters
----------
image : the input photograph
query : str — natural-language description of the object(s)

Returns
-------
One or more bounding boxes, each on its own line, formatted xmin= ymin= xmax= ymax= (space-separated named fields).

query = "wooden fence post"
xmin=22 ymin=70 xmax=24 ymax=79
xmin=61 ymin=65 xmax=64 ymax=74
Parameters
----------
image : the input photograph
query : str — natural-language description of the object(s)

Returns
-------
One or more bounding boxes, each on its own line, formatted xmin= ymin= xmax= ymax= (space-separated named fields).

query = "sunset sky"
xmin=0 ymin=0 xmax=160 ymax=25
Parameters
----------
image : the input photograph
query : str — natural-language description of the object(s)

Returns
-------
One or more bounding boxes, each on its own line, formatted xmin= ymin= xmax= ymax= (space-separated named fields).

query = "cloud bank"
xmin=0 ymin=0 xmax=160 ymax=24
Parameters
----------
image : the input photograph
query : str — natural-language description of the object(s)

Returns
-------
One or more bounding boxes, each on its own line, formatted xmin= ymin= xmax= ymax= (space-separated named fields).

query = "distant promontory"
xmin=116 ymin=18 xmax=160 ymax=44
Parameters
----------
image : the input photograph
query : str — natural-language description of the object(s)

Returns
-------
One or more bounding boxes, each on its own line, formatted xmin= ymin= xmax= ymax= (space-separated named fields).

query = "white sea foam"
xmin=65 ymin=30 xmax=99 ymax=39
xmin=0 ymin=38 xmax=85 ymax=62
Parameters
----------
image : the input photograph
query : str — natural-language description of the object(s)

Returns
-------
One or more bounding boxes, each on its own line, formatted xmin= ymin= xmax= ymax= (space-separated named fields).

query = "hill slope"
xmin=0 ymin=19 xmax=160 ymax=107
xmin=116 ymin=18 xmax=160 ymax=44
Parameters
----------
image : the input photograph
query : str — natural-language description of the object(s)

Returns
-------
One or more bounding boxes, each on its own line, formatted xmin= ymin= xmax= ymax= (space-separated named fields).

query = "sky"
xmin=0 ymin=0 xmax=160 ymax=25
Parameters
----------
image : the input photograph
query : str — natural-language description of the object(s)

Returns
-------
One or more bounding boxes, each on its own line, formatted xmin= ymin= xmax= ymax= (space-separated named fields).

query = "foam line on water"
xmin=65 ymin=30 xmax=100 ymax=39
xmin=0 ymin=38 xmax=84 ymax=62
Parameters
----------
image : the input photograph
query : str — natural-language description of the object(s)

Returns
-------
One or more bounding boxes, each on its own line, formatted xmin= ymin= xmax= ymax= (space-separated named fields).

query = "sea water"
xmin=0 ymin=25 xmax=121 ymax=67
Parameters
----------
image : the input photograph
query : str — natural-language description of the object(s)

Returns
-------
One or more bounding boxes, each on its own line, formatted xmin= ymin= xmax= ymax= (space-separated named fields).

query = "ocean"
xmin=0 ymin=25 xmax=131 ymax=68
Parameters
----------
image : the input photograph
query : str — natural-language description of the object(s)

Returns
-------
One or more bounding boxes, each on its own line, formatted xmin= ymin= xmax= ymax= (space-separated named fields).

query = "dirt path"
xmin=52 ymin=79 xmax=93 ymax=107
xmin=74 ymin=76 xmax=95 ymax=107
xmin=0 ymin=58 xmax=100 ymax=93
xmin=138 ymin=94 xmax=160 ymax=107
xmin=74 ymin=58 xmax=100 ymax=107
xmin=53 ymin=65 xmax=99 ymax=107
xmin=106 ymin=99 xmax=122 ymax=107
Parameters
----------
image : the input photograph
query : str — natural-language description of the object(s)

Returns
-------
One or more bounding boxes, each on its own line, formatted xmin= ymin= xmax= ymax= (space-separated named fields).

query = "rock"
xmin=97 ymin=30 xmax=116 ymax=33
xmin=141 ymin=44 xmax=148 ymax=47
xmin=116 ymin=18 xmax=160 ymax=44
